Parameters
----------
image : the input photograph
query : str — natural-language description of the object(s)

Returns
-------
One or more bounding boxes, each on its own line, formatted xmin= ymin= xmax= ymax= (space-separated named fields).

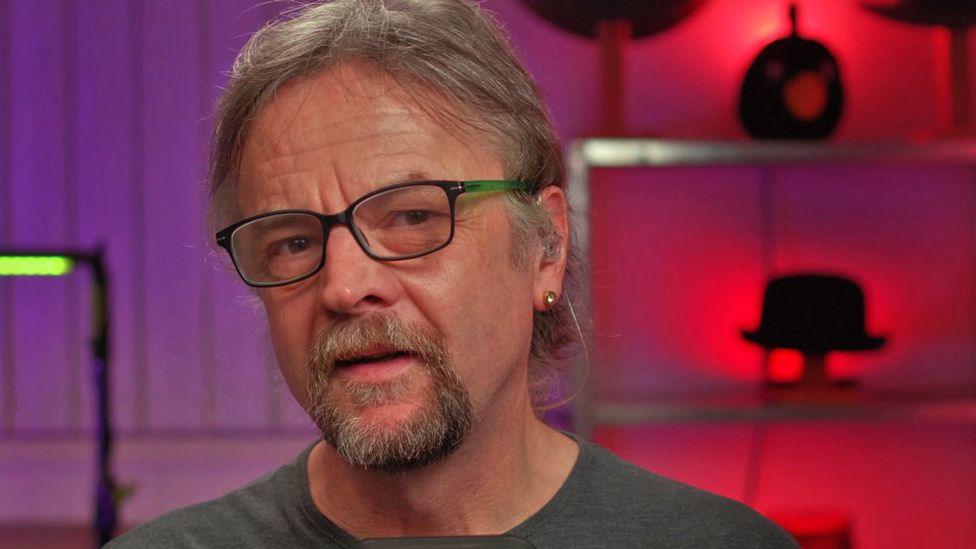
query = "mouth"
xmin=336 ymin=350 xmax=412 ymax=367
xmin=333 ymin=349 xmax=418 ymax=381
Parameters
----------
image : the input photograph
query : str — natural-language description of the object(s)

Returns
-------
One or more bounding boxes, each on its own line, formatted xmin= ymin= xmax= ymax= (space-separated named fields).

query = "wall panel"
xmin=0 ymin=0 xmax=291 ymax=437
xmin=59 ymin=0 xmax=85 ymax=432
xmin=0 ymin=0 xmax=14 ymax=432
xmin=589 ymin=167 xmax=767 ymax=399
xmin=75 ymin=0 xmax=138 ymax=432
xmin=9 ymin=0 xmax=73 ymax=431
xmin=206 ymin=0 xmax=280 ymax=430
xmin=140 ymin=0 xmax=207 ymax=429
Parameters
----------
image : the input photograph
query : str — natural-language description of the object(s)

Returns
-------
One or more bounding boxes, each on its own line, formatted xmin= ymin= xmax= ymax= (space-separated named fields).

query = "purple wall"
xmin=1 ymin=1 xmax=975 ymax=547
xmin=0 ymin=0 xmax=297 ymax=436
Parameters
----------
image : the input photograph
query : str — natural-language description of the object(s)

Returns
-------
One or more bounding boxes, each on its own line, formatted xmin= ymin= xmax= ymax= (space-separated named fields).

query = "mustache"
xmin=303 ymin=314 xmax=447 ymax=378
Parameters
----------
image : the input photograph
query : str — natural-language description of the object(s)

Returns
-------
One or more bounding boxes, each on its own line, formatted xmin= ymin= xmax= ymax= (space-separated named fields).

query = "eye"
xmin=395 ymin=210 xmax=431 ymax=226
xmin=286 ymin=237 xmax=311 ymax=253
xmin=270 ymin=236 xmax=313 ymax=257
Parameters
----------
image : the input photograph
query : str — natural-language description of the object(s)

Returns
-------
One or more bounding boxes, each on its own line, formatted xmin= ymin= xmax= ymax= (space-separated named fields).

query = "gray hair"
xmin=209 ymin=0 xmax=583 ymax=409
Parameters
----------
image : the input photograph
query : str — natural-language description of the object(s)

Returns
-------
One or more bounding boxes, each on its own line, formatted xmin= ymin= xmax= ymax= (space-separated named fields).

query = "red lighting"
xmin=767 ymin=349 xmax=805 ymax=384
xmin=769 ymin=511 xmax=853 ymax=549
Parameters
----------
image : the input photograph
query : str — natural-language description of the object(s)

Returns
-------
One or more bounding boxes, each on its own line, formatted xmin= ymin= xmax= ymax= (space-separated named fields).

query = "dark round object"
xmin=518 ymin=0 xmax=708 ymax=39
xmin=738 ymin=33 xmax=844 ymax=139
xmin=861 ymin=0 xmax=976 ymax=28
xmin=742 ymin=274 xmax=886 ymax=354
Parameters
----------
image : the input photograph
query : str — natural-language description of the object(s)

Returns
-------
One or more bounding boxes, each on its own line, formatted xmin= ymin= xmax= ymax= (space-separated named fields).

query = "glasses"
xmin=216 ymin=180 xmax=530 ymax=287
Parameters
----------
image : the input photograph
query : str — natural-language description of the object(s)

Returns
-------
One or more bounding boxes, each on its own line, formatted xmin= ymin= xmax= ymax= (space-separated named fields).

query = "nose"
xmin=316 ymin=225 xmax=399 ymax=315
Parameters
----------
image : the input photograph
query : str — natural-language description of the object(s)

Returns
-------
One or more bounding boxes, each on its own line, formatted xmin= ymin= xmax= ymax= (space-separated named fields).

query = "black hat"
xmin=742 ymin=274 xmax=886 ymax=354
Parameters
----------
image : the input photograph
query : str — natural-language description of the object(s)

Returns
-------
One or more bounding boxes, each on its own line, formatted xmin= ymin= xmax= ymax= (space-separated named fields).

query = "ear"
xmin=532 ymin=185 xmax=570 ymax=311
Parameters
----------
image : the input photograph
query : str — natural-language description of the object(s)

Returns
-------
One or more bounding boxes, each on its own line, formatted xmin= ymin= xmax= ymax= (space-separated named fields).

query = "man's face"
xmin=235 ymin=63 xmax=550 ymax=471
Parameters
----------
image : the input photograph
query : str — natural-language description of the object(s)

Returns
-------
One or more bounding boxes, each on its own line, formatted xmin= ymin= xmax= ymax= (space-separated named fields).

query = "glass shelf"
xmin=566 ymin=138 xmax=976 ymax=436
xmin=591 ymin=395 xmax=976 ymax=425
xmin=572 ymin=138 xmax=976 ymax=168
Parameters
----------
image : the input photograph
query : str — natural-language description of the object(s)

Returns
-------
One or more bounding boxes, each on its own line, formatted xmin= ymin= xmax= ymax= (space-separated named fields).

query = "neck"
xmin=307 ymin=400 xmax=578 ymax=538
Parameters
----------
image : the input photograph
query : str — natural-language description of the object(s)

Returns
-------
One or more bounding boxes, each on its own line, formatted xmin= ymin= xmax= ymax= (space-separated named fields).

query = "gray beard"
xmin=303 ymin=314 xmax=473 ymax=473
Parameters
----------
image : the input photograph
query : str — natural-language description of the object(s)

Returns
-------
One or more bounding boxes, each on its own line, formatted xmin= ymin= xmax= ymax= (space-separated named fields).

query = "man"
xmin=110 ymin=1 xmax=796 ymax=547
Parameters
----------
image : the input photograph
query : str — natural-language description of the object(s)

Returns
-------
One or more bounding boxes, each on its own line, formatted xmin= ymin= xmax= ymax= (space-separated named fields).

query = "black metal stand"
xmin=88 ymin=252 xmax=116 ymax=546
xmin=0 ymin=249 xmax=117 ymax=546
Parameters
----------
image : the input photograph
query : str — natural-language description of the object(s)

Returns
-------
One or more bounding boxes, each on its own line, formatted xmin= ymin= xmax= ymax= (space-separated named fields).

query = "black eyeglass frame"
xmin=216 ymin=179 xmax=531 ymax=288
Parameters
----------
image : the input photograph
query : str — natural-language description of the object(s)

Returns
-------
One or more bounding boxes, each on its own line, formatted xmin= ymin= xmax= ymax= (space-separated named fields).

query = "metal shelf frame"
xmin=565 ymin=138 xmax=976 ymax=438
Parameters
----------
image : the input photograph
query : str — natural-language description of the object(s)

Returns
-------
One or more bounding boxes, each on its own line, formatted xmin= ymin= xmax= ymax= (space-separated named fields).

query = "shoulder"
xmin=537 ymin=440 xmax=798 ymax=548
xmin=106 ymin=459 xmax=306 ymax=548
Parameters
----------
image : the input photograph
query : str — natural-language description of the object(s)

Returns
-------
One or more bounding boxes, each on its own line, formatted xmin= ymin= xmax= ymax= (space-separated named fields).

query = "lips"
xmin=330 ymin=348 xmax=419 ymax=383
xmin=335 ymin=350 xmax=411 ymax=368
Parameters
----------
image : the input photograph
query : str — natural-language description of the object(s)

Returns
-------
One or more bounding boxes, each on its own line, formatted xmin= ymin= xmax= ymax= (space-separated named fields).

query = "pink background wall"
xmin=1 ymin=1 xmax=975 ymax=547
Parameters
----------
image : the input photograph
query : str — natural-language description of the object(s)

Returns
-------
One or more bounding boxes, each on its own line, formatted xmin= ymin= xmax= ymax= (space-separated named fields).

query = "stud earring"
xmin=543 ymin=290 xmax=558 ymax=308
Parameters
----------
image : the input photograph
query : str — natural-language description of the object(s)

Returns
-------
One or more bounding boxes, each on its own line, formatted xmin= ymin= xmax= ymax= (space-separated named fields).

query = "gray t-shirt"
xmin=107 ymin=437 xmax=797 ymax=548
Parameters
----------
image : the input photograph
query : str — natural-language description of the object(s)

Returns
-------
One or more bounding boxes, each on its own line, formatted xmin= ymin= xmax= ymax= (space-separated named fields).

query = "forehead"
xmin=250 ymin=62 xmax=429 ymax=144
xmin=235 ymin=62 xmax=503 ymax=216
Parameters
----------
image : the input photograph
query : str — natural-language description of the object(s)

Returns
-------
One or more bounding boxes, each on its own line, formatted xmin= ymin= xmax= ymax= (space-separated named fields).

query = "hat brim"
xmin=742 ymin=329 xmax=886 ymax=353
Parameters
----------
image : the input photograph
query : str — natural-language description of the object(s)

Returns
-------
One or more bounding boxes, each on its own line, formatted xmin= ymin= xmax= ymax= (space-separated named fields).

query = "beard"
xmin=303 ymin=314 xmax=473 ymax=474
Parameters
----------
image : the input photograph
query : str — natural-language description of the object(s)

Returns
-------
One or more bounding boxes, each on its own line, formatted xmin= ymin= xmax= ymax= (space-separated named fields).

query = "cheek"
xmin=402 ymin=209 xmax=536 ymax=391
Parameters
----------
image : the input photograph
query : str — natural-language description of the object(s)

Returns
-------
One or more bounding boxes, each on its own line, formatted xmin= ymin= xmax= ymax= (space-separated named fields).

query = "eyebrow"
xmin=249 ymin=213 xmax=315 ymax=232
xmin=250 ymin=171 xmax=444 ymax=219
xmin=390 ymin=170 xmax=434 ymax=184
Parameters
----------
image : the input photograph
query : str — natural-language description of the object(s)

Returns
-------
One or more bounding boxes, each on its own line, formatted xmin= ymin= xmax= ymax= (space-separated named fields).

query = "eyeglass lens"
xmin=230 ymin=184 xmax=453 ymax=285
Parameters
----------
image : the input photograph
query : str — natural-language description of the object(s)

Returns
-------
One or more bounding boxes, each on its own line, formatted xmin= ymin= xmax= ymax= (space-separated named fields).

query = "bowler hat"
xmin=742 ymin=274 xmax=886 ymax=353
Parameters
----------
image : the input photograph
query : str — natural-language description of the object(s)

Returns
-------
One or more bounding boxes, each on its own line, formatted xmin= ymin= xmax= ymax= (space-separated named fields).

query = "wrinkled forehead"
xmin=250 ymin=62 xmax=408 ymax=138
xmin=245 ymin=61 xmax=501 ymax=167
xmin=229 ymin=62 xmax=507 ymax=217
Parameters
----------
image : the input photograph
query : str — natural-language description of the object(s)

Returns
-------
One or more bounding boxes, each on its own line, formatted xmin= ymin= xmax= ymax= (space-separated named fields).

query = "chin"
xmin=351 ymin=399 xmax=425 ymax=429
xmin=310 ymin=376 xmax=474 ymax=474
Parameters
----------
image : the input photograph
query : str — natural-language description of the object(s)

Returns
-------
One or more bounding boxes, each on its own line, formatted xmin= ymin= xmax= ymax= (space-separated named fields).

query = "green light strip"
xmin=0 ymin=255 xmax=75 ymax=276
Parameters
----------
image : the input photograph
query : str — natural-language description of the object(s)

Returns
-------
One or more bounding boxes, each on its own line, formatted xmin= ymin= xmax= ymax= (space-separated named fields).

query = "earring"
xmin=543 ymin=290 xmax=558 ymax=308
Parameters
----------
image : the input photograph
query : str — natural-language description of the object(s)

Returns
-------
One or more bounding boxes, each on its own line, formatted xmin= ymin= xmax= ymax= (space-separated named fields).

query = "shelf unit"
xmin=591 ymin=396 xmax=976 ymax=425
xmin=565 ymin=138 xmax=976 ymax=438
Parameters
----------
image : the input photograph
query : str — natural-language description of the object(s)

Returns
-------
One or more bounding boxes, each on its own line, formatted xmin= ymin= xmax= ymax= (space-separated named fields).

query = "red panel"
xmin=597 ymin=423 xmax=976 ymax=549
xmin=589 ymin=166 xmax=767 ymax=399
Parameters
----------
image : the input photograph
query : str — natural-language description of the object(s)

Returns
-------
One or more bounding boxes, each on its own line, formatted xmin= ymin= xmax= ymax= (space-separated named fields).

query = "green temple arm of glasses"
xmin=462 ymin=180 xmax=530 ymax=194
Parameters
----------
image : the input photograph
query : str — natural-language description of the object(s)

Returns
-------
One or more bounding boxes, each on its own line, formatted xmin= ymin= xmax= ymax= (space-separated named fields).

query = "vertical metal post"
xmin=567 ymin=142 xmax=593 ymax=439
xmin=597 ymin=19 xmax=631 ymax=135
xmin=949 ymin=27 xmax=972 ymax=135
xmin=745 ymin=168 xmax=777 ymax=506
xmin=89 ymin=251 xmax=117 ymax=546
